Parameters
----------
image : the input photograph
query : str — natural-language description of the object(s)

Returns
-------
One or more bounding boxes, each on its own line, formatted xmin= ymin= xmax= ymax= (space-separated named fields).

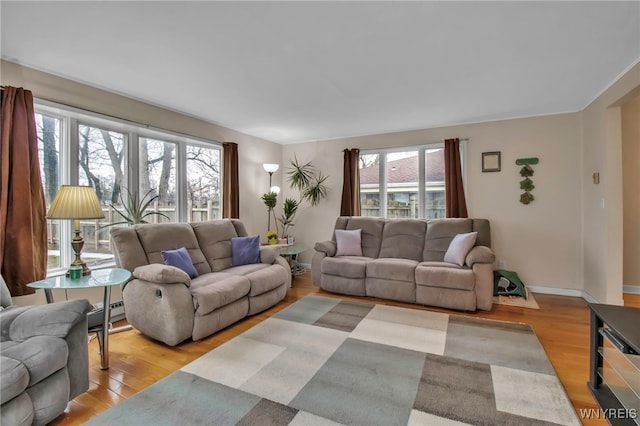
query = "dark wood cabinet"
xmin=588 ymin=303 xmax=640 ymax=425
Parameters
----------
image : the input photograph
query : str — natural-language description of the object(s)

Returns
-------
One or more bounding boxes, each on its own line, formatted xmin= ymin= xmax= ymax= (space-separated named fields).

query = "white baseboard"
xmin=527 ymin=285 xmax=598 ymax=303
xmin=624 ymin=285 xmax=640 ymax=294
xmin=299 ymin=263 xmax=312 ymax=270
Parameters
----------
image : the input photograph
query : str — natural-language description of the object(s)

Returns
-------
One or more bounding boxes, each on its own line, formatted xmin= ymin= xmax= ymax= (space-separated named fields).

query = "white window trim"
xmin=34 ymin=99 xmax=223 ymax=275
xmin=360 ymin=141 xmax=467 ymax=219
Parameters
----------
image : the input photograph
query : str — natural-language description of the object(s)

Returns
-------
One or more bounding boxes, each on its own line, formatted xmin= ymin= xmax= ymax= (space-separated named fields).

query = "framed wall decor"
xmin=482 ymin=151 xmax=501 ymax=172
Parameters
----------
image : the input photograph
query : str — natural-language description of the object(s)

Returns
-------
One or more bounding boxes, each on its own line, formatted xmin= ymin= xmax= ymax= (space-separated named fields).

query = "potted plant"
xmin=100 ymin=188 xmax=169 ymax=229
xmin=261 ymin=190 xmax=279 ymax=236
xmin=276 ymin=156 xmax=329 ymax=239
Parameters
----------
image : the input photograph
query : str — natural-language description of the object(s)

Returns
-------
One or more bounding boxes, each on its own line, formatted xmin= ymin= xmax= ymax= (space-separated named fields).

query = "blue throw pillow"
xmin=231 ymin=235 xmax=261 ymax=266
xmin=161 ymin=247 xmax=198 ymax=278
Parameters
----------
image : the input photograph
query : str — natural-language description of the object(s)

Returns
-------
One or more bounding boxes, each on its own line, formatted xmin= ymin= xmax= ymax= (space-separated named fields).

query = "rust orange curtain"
xmin=0 ymin=87 xmax=47 ymax=295
xmin=222 ymin=142 xmax=239 ymax=218
xmin=340 ymin=148 xmax=361 ymax=216
xmin=444 ymin=138 xmax=468 ymax=218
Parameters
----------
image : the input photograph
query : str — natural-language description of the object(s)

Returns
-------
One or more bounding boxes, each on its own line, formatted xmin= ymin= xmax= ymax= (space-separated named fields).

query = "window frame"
xmin=35 ymin=100 xmax=223 ymax=275
xmin=359 ymin=141 xmax=467 ymax=219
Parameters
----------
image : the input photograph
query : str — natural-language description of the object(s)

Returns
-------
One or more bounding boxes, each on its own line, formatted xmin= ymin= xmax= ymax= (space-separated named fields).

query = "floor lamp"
xmin=263 ymin=163 xmax=279 ymax=231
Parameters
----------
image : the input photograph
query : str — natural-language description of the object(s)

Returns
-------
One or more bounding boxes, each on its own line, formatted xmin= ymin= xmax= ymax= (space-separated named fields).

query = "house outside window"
xmin=359 ymin=143 xmax=465 ymax=219
xmin=35 ymin=102 xmax=222 ymax=275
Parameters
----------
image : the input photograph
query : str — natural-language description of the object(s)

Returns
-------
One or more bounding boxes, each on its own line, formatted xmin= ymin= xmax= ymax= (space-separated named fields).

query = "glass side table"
xmin=28 ymin=268 xmax=131 ymax=370
xmin=279 ymin=245 xmax=306 ymax=277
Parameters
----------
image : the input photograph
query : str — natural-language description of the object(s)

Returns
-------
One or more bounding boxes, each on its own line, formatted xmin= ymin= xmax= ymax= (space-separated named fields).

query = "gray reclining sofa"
xmin=313 ymin=217 xmax=495 ymax=311
xmin=111 ymin=219 xmax=291 ymax=346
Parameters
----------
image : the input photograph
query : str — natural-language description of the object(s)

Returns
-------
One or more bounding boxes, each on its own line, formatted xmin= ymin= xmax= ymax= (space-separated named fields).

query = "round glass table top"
xmin=28 ymin=268 xmax=131 ymax=290
xmin=279 ymin=245 xmax=305 ymax=256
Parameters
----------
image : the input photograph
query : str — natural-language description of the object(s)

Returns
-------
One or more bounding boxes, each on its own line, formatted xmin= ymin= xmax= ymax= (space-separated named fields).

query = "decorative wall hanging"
xmin=482 ymin=151 xmax=501 ymax=172
xmin=516 ymin=157 xmax=539 ymax=204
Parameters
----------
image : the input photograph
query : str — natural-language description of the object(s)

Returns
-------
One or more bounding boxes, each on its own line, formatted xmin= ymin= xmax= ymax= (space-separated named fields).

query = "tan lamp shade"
xmin=47 ymin=185 xmax=105 ymax=220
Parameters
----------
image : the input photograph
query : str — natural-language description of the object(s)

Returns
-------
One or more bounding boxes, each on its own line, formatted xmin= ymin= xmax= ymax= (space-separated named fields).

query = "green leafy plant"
xmin=277 ymin=156 xmax=329 ymax=237
xmin=100 ymin=188 xmax=169 ymax=228
xmin=261 ymin=191 xmax=279 ymax=234
xmin=277 ymin=198 xmax=299 ymax=238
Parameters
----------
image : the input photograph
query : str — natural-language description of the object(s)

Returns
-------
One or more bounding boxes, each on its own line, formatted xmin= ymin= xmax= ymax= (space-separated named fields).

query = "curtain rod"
xmin=359 ymin=138 xmax=469 ymax=152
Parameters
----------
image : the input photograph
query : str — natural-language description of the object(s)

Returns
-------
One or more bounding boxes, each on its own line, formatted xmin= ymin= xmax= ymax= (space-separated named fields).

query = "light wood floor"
xmin=52 ymin=275 xmax=640 ymax=425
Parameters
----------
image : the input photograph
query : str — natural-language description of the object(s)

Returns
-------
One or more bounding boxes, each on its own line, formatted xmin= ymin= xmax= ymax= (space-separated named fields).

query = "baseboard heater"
xmin=88 ymin=300 xmax=126 ymax=328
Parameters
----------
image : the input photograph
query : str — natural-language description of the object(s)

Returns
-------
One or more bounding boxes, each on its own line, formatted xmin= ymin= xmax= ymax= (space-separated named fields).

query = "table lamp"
xmin=47 ymin=185 xmax=105 ymax=276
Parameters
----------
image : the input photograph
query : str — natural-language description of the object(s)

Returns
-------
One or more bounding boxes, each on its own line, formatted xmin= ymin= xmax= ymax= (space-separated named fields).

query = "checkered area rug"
xmin=87 ymin=295 xmax=579 ymax=425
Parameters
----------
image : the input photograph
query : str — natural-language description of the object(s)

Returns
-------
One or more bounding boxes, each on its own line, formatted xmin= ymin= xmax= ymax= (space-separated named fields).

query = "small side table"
xmin=279 ymin=245 xmax=306 ymax=277
xmin=28 ymin=268 xmax=131 ymax=370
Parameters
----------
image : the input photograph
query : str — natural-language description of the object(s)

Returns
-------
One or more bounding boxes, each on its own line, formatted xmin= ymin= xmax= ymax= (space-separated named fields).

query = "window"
xmin=36 ymin=113 xmax=62 ymax=269
xmin=139 ymin=138 xmax=176 ymax=223
xmin=35 ymin=101 xmax=222 ymax=275
xmin=186 ymin=144 xmax=221 ymax=222
xmin=359 ymin=143 xmax=465 ymax=219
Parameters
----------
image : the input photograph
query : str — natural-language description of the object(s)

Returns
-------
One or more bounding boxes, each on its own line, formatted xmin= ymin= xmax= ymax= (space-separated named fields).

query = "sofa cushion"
xmin=378 ymin=219 xmax=427 ymax=261
xmin=415 ymin=264 xmax=475 ymax=291
xmin=338 ymin=217 xmax=385 ymax=259
xmin=0 ymin=391 xmax=33 ymax=426
xmin=242 ymin=265 xmax=289 ymax=296
xmin=231 ymin=236 xmax=260 ymax=266
xmin=259 ymin=246 xmax=280 ymax=265
xmin=191 ymin=220 xmax=239 ymax=272
xmin=335 ymin=229 xmax=363 ymax=256
xmin=9 ymin=299 xmax=90 ymax=341
xmin=314 ymin=240 xmax=337 ymax=257
xmin=223 ymin=262 xmax=287 ymax=296
xmin=1 ymin=336 xmax=68 ymax=387
xmin=110 ymin=227 xmax=150 ymax=271
xmin=423 ymin=218 xmax=473 ymax=262
xmin=133 ymin=264 xmax=191 ymax=286
xmin=321 ymin=256 xmax=370 ymax=279
xmin=189 ymin=274 xmax=251 ymax=316
xmin=465 ymin=246 xmax=496 ymax=266
xmin=444 ymin=232 xmax=478 ymax=266
xmin=162 ymin=247 xmax=199 ymax=278
xmin=366 ymin=258 xmax=419 ymax=282
xmin=136 ymin=223 xmax=211 ymax=276
xmin=0 ymin=355 xmax=29 ymax=404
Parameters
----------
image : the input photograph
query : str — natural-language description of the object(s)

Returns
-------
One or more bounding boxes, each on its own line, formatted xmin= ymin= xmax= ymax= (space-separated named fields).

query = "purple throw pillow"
xmin=161 ymin=247 xmax=198 ymax=278
xmin=231 ymin=235 xmax=261 ymax=266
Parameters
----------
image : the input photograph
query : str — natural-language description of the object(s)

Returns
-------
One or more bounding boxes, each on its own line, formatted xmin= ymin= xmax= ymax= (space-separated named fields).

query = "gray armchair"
xmin=0 ymin=276 xmax=91 ymax=426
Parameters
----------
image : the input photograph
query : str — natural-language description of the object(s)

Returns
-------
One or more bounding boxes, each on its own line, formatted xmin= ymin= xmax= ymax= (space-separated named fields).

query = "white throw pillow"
xmin=335 ymin=229 xmax=363 ymax=256
xmin=444 ymin=232 xmax=478 ymax=266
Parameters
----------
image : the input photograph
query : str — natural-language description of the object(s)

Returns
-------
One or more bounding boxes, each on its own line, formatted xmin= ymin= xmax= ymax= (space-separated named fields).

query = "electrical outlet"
xmin=499 ymin=260 xmax=506 ymax=269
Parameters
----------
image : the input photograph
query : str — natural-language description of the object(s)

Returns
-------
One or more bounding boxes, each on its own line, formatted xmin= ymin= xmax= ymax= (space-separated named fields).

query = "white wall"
xmin=1 ymin=60 xmax=283 ymax=305
xmin=284 ymin=113 xmax=584 ymax=292
xmin=4 ymin=59 xmax=639 ymax=304
xmin=581 ymin=62 xmax=640 ymax=304
xmin=622 ymin=94 xmax=640 ymax=288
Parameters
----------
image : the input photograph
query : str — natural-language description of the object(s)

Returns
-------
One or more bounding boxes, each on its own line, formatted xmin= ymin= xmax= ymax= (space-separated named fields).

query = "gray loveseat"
xmin=1 ymin=277 xmax=91 ymax=426
xmin=312 ymin=217 xmax=495 ymax=311
xmin=110 ymin=219 xmax=291 ymax=346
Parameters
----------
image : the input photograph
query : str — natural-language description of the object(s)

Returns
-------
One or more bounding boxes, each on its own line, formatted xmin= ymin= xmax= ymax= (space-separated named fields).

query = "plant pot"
xmin=278 ymin=238 xmax=287 ymax=245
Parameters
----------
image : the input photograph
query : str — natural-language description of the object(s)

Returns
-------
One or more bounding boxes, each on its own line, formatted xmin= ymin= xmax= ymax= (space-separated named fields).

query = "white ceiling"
xmin=2 ymin=1 xmax=639 ymax=144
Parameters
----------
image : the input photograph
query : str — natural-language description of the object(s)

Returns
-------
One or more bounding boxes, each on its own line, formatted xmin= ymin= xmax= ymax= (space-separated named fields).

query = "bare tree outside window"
xmin=139 ymin=138 xmax=176 ymax=222
xmin=78 ymin=124 xmax=126 ymax=261
xmin=186 ymin=144 xmax=221 ymax=221
xmin=36 ymin=113 xmax=61 ymax=268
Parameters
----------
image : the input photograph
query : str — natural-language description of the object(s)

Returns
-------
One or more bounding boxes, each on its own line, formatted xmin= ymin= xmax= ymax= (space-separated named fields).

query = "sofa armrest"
xmin=259 ymin=245 xmax=281 ymax=265
xmin=8 ymin=299 xmax=91 ymax=342
xmin=133 ymin=264 xmax=191 ymax=287
xmin=465 ymin=246 xmax=495 ymax=267
xmin=314 ymin=241 xmax=337 ymax=257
